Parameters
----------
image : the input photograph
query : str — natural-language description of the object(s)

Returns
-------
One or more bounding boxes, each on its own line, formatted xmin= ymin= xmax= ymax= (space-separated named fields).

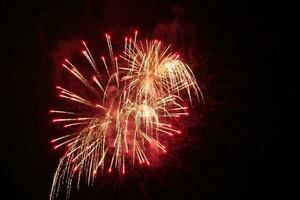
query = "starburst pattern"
xmin=49 ymin=31 xmax=203 ymax=199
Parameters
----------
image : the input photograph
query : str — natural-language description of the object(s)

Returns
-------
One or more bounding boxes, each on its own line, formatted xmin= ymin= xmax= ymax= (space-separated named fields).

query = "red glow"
xmin=96 ymin=104 xmax=103 ymax=108
xmin=105 ymin=33 xmax=110 ymax=39
xmin=169 ymin=133 xmax=174 ymax=136
xmin=49 ymin=31 xmax=201 ymax=192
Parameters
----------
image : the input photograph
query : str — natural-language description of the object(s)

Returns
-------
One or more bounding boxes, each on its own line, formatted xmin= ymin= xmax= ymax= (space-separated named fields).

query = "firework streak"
xmin=49 ymin=31 xmax=203 ymax=199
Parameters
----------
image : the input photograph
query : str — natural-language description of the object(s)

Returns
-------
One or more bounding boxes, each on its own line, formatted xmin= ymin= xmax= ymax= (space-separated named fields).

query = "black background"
xmin=1 ymin=0 xmax=282 ymax=199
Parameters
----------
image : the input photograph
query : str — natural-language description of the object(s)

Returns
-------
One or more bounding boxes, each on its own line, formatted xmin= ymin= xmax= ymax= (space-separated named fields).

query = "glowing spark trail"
xmin=49 ymin=31 xmax=203 ymax=199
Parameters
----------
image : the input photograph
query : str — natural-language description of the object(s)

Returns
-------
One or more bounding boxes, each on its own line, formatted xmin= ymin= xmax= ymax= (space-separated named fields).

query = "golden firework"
xmin=49 ymin=31 xmax=202 ymax=199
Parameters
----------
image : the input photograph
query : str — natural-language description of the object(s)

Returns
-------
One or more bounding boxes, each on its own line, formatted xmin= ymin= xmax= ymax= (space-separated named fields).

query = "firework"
xmin=49 ymin=31 xmax=202 ymax=199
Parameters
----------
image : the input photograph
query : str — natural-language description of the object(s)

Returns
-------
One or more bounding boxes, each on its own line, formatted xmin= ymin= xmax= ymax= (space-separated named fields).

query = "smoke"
xmin=48 ymin=38 xmax=83 ymax=88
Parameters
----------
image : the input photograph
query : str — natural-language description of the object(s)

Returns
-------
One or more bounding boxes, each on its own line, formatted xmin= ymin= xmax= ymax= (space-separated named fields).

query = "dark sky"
xmin=1 ymin=0 xmax=281 ymax=199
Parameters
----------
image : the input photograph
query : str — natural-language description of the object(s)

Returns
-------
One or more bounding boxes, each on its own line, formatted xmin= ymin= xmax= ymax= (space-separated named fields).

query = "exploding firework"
xmin=49 ymin=31 xmax=203 ymax=199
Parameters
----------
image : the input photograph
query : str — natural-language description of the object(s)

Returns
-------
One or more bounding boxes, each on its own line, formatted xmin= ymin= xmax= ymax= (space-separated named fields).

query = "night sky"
xmin=2 ymin=0 xmax=281 ymax=199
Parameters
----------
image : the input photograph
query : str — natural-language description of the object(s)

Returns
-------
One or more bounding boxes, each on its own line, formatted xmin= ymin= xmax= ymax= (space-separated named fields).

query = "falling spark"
xmin=49 ymin=31 xmax=203 ymax=199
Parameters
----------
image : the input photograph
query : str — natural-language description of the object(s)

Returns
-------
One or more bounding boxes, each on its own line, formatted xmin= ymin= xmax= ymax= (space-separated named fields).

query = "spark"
xmin=49 ymin=31 xmax=203 ymax=200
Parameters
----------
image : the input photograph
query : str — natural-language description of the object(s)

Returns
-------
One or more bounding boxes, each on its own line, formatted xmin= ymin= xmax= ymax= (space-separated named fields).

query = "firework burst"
xmin=49 ymin=30 xmax=203 ymax=199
